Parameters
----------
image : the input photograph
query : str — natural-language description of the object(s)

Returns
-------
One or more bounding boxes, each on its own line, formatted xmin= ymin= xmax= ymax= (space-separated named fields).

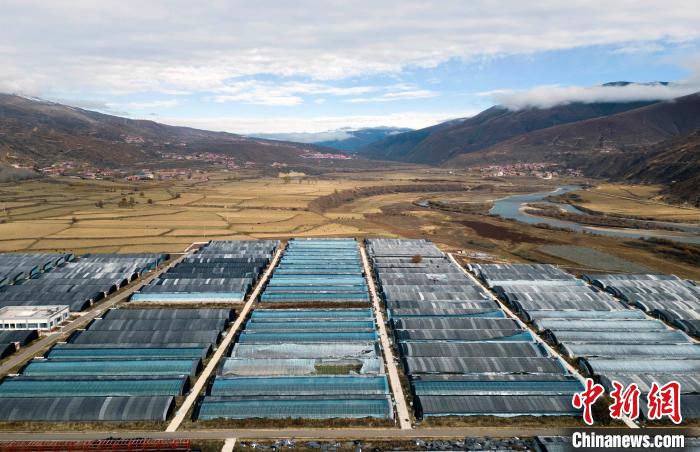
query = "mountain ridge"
xmin=0 ymin=93 xmax=333 ymax=169
xmin=359 ymin=100 xmax=657 ymax=164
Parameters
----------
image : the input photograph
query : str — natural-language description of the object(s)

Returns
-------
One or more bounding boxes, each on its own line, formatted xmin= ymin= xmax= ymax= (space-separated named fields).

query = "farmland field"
xmin=572 ymin=184 xmax=700 ymax=222
xmin=1 ymin=169 xmax=698 ymax=279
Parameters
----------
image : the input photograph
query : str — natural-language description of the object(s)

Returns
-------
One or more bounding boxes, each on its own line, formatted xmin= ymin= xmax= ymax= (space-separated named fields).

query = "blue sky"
xmin=2 ymin=1 xmax=700 ymax=134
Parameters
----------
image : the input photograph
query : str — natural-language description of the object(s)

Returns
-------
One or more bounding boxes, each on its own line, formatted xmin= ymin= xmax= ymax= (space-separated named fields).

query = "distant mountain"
xmin=448 ymin=92 xmax=700 ymax=167
xmin=0 ymin=94 xmax=328 ymax=168
xmin=359 ymin=101 xmax=655 ymax=164
xmin=251 ymin=127 xmax=412 ymax=152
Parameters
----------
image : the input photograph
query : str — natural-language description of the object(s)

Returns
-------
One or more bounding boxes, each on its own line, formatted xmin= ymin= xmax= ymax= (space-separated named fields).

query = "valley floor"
xmin=1 ymin=168 xmax=698 ymax=279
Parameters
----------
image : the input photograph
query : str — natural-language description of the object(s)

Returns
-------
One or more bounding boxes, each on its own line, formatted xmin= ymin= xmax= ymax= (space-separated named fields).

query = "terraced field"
xmin=1 ymin=170 xmax=698 ymax=280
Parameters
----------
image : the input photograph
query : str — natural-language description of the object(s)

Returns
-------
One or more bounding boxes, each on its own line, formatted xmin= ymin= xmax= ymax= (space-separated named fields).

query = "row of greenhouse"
xmin=196 ymin=239 xmax=393 ymax=421
xmin=368 ymin=239 xmax=584 ymax=418
xmin=0 ymin=251 xmax=168 ymax=362
xmin=131 ymin=240 xmax=278 ymax=303
xmin=0 ymin=307 xmax=233 ymax=422
xmin=1 ymin=238 xmax=699 ymax=426
xmin=0 ymin=253 xmax=167 ymax=312
xmin=0 ymin=240 xmax=283 ymax=422
xmin=585 ymin=273 xmax=700 ymax=337
xmin=0 ymin=253 xmax=74 ymax=287
xmin=471 ymin=263 xmax=700 ymax=421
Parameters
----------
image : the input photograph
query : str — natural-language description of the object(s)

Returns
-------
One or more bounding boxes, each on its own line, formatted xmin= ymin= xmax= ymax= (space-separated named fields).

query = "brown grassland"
xmin=0 ymin=168 xmax=698 ymax=279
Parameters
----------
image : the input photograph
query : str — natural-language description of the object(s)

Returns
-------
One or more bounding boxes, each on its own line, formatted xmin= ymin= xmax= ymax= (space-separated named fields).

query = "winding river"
xmin=489 ymin=185 xmax=700 ymax=244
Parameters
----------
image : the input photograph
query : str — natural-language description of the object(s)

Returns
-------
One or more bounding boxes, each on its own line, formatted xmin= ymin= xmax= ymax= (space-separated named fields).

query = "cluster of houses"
xmin=473 ymin=163 xmax=583 ymax=179
xmin=156 ymin=151 xmax=241 ymax=169
xmin=300 ymin=151 xmax=353 ymax=160
xmin=39 ymin=161 xmax=117 ymax=179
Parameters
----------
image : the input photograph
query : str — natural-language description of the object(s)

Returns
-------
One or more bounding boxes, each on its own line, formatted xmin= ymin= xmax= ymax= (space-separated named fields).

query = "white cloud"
xmin=209 ymin=80 xmax=380 ymax=106
xmin=152 ymin=111 xmax=479 ymax=134
xmin=124 ymin=99 xmax=180 ymax=109
xmin=1 ymin=1 xmax=700 ymax=95
xmin=612 ymin=42 xmax=666 ymax=55
xmin=482 ymin=82 xmax=700 ymax=109
xmin=251 ymin=130 xmax=356 ymax=143
xmin=207 ymin=80 xmax=435 ymax=106
xmin=346 ymin=89 xmax=438 ymax=103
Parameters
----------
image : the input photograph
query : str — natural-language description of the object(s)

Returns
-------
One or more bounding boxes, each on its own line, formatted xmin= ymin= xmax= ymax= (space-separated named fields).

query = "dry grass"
xmin=576 ymin=184 xmax=700 ymax=222
xmin=0 ymin=222 xmax=70 ymax=239
xmin=0 ymin=172 xmax=698 ymax=282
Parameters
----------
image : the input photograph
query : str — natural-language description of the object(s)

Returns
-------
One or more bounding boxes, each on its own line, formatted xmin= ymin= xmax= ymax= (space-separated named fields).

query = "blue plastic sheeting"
xmin=416 ymin=394 xmax=579 ymax=417
xmin=265 ymin=284 xmax=368 ymax=291
xmin=245 ymin=321 xmax=375 ymax=331
xmin=238 ymin=331 xmax=377 ymax=343
xmin=47 ymin=346 xmax=208 ymax=360
xmin=0 ymin=376 xmax=187 ymax=397
xmin=264 ymin=287 xmax=368 ymax=293
xmin=131 ymin=292 xmax=246 ymax=302
xmin=262 ymin=238 xmax=369 ymax=303
xmin=394 ymin=329 xmax=533 ymax=342
xmin=275 ymin=264 xmax=362 ymax=269
xmin=548 ymin=330 xmax=691 ymax=344
xmin=220 ymin=358 xmax=382 ymax=376
xmin=581 ymin=358 xmax=700 ymax=374
xmin=231 ymin=342 xmax=378 ymax=359
xmin=197 ymin=396 xmax=392 ymax=420
xmin=251 ymin=309 xmax=373 ymax=319
xmin=22 ymin=358 xmax=200 ymax=376
xmin=0 ymin=395 xmax=175 ymax=422
xmin=274 ymin=269 xmax=361 ymax=275
xmin=413 ymin=379 xmax=583 ymax=396
xmin=389 ymin=310 xmax=505 ymax=319
xmin=561 ymin=343 xmax=700 ymax=359
xmin=535 ymin=319 xmax=668 ymax=332
xmin=261 ymin=293 xmax=370 ymax=302
xmin=209 ymin=376 xmax=389 ymax=396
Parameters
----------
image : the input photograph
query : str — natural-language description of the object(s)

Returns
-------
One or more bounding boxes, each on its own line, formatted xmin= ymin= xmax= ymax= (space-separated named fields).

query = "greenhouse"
xmin=238 ymin=331 xmax=377 ymax=343
xmin=22 ymin=358 xmax=202 ymax=377
xmin=0 ymin=253 xmax=166 ymax=312
xmin=85 ymin=318 xmax=227 ymax=332
xmin=479 ymin=263 xmax=700 ymax=419
xmin=250 ymin=309 xmax=372 ymax=319
xmin=231 ymin=342 xmax=379 ymax=359
xmin=197 ymin=396 xmax=393 ymax=420
xmin=0 ymin=396 xmax=175 ymax=422
xmin=0 ymin=306 xmax=229 ymax=422
xmin=0 ymin=375 xmax=188 ymax=397
xmin=394 ymin=328 xmax=532 ymax=342
xmin=208 ymin=376 xmax=389 ymax=396
xmin=47 ymin=345 xmax=210 ymax=360
xmin=415 ymin=394 xmax=578 ymax=417
xmin=583 ymin=273 xmax=700 ymax=337
xmin=103 ymin=307 xmax=233 ymax=321
xmin=368 ymin=239 xmax=577 ymax=419
xmin=132 ymin=240 xmax=278 ymax=303
xmin=260 ymin=238 xmax=370 ymax=304
xmin=197 ymin=239 xmax=392 ymax=421
xmin=399 ymin=342 xmax=547 ymax=358
xmin=411 ymin=376 xmax=582 ymax=396
xmin=403 ymin=356 xmax=565 ymax=375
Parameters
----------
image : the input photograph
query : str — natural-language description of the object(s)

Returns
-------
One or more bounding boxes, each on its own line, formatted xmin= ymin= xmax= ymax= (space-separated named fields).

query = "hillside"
xmin=0 ymin=94 xmax=327 ymax=168
xmin=360 ymin=101 xmax=655 ymax=164
xmin=580 ymin=131 xmax=700 ymax=206
xmin=449 ymin=92 xmax=700 ymax=167
xmin=315 ymin=127 xmax=413 ymax=151
xmin=253 ymin=127 xmax=412 ymax=152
